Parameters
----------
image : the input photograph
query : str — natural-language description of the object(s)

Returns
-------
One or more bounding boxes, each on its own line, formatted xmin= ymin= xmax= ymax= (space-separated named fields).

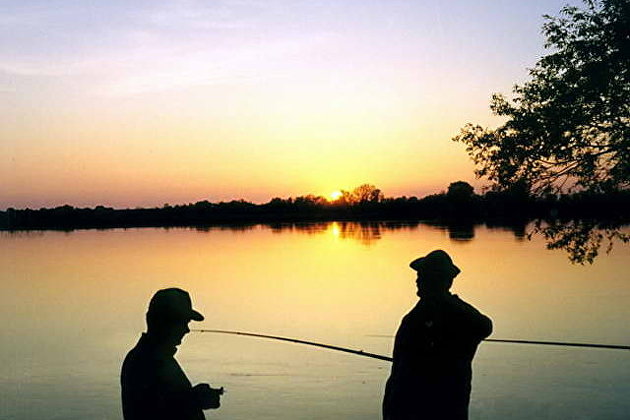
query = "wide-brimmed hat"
xmin=147 ymin=288 xmax=204 ymax=321
xmin=409 ymin=250 xmax=461 ymax=279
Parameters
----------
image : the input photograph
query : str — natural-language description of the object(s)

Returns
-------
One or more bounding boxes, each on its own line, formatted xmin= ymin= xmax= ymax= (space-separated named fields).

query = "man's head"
xmin=410 ymin=250 xmax=460 ymax=298
xmin=146 ymin=288 xmax=204 ymax=346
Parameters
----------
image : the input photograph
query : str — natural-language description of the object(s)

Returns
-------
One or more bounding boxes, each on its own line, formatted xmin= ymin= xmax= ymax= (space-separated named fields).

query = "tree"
xmin=446 ymin=181 xmax=475 ymax=201
xmin=453 ymin=0 xmax=629 ymax=195
xmin=352 ymin=184 xmax=384 ymax=204
xmin=453 ymin=0 xmax=630 ymax=263
xmin=332 ymin=184 xmax=384 ymax=206
xmin=336 ymin=190 xmax=355 ymax=206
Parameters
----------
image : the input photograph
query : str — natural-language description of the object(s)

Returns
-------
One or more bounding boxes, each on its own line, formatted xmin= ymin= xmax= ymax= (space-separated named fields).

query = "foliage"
xmin=533 ymin=220 xmax=630 ymax=264
xmin=2 ymin=183 xmax=629 ymax=264
xmin=335 ymin=184 xmax=384 ymax=205
xmin=351 ymin=184 xmax=384 ymax=204
xmin=446 ymin=181 xmax=476 ymax=201
xmin=453 ymin=0 xmax=630 ymax=195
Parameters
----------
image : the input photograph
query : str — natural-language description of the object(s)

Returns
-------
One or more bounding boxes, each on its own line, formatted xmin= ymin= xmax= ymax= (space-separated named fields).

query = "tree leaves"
xmin=453 ymin=0 xmax=630 ymax=263
xmin=453 ymin=0 xmax=630 ymax=196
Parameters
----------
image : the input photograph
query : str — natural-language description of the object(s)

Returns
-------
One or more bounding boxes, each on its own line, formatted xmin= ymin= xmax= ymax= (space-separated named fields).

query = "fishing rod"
xmin=366 ymin=335 xmax=630 ymax=351
xmin=192 ymin=329 xmax=629 ymax=362
xmin=486 ymin=338 xmax=630 ymax=351
xmin=193 ymin=329 xmax=392 ymax=361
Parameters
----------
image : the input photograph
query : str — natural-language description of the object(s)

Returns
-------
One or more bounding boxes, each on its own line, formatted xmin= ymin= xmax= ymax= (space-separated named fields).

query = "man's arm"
xmin=449 ymin=295 xmax=493 ymax=340
xmin=192 ymin=383 xmax=222 ymax=409
xmin=154 ymin=359 xmax=221 ymax=417
xmin=383 ymin=314 xmax=413 ymax=420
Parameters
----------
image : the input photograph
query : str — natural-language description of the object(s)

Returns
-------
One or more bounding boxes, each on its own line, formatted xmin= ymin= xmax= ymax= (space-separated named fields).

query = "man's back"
xmin=384 ymin=294 xmax=492 ymax=420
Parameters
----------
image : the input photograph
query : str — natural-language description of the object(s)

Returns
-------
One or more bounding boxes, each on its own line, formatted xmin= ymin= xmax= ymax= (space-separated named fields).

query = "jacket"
xmin=121 ymin=334 xmax=205 ymax=420
xmin=383 ymin=294 xmax=492 ymax=420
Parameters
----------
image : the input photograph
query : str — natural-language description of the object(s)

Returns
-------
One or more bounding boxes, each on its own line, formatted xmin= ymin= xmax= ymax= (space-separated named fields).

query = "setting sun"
xmin=330 ymin=191 xmax=343 ymax=201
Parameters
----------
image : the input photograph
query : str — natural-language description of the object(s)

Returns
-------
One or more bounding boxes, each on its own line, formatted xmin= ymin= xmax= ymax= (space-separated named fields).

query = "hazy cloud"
xmin=1 ymin=0 xmax=339 ymax=94
xmin=95 ymin=32 xmax=341 ymax=96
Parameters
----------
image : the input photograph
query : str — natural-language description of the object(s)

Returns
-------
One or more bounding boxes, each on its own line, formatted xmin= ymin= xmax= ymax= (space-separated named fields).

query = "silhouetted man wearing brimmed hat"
xmin=121 ymin=288 xmax=223 ymax=420
xmin=383 ymin=250 xmax=492 ymax=420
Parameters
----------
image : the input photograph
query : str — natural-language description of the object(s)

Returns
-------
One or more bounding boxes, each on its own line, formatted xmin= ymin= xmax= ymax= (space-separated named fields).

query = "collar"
xmin=139 ymin=333 xmax=177 ymax=358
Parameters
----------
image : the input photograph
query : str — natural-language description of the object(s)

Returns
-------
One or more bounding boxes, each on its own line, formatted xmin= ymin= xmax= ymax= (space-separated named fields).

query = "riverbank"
xmin=2 ymin=190 xmax=629 ymax=231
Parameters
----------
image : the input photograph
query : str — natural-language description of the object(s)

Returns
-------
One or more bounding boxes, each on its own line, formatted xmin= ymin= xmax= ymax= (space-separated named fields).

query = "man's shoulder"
xmin=448 ymin=295 xmax=487 ymax=316
xmin=450 ymin=294 xmax=474 ymax=306
xmin=121 ymin=337 xmax=164 ymax=378
xmin=122 ymin=342 xmax=148 ymax=378
xmin=401 ymin=301 xmax=429 ymax=323
xmin=122 ymin=343 xmax=182 ymax=393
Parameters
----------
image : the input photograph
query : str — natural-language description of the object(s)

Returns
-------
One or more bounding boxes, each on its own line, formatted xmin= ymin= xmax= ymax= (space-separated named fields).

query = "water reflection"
xmin=3 ymin=217 xmax=627 ymax=264
xmin=484 ymin=220 xmax=528 ymax=240
xmin=269 ymin=222 xmax=329 ymax=235
xmin=534 ymin=220 xmax=630 ymax=264
xmin=1 ymin=224 xmax=629 ymax=420
xmin=195 ymin=224 xmax=258 ymax=233
xmin=183 ymin=220 xmax=629 ymax=263
xmin=187 ymin=221 xmax=508 ymax=246
xmin=424 ymin=222 xmax=476 ymax=242
xmin=0 ymin=229 xmax=46 ymax=238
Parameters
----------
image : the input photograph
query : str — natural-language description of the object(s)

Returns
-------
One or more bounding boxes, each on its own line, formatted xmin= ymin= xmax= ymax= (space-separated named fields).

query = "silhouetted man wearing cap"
xmin=121 ymin=288 xmax=223 ymax=420
xmin=383 ymin=250 xmax=492 ymax=420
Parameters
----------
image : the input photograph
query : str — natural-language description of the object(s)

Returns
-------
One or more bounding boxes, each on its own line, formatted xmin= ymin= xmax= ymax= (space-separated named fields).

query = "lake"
xmin=1 ymin=222 xmax=628 ymax=419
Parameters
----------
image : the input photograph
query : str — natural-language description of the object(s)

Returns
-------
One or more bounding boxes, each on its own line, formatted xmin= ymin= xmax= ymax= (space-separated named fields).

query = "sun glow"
xmin=330 ymin=191 xmax=343 ymax=201
xmin=330 ymin=221 xmax=341 ymax=237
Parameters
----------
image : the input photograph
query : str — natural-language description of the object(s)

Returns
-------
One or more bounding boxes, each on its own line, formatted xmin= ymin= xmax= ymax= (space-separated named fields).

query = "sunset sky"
xmin=1 ymin=0 xmax=579 ymax=209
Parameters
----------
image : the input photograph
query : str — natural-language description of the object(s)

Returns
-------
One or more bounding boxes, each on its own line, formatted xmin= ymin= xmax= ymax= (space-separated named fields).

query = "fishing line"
xmin=192 ymin=329 xmax=629 ymax=362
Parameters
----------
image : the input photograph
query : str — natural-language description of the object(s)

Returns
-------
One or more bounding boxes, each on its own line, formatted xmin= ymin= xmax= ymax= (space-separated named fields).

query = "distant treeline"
xmin=1 ymin=183 xmax=629 ymax=230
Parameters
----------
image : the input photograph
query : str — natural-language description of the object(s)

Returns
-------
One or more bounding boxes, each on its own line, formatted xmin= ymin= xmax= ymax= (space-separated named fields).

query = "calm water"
xmin=1 ymin=222 xmax=628 ymax=419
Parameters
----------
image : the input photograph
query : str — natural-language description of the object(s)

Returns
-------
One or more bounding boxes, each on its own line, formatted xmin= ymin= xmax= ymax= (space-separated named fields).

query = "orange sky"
xmin=0 ymin=1 xmax=578 ymax=209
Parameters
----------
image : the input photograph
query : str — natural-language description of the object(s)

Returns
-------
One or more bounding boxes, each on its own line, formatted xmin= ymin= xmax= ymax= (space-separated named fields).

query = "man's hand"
xmin=193 ymin=383 xmax=223 ymax=409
